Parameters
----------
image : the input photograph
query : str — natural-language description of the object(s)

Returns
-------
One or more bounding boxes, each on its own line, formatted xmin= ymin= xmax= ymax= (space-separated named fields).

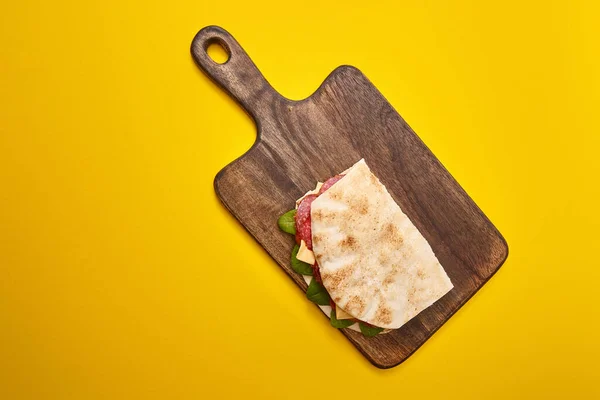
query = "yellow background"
xmin=1 ymin=1 xmax=599 ymax=398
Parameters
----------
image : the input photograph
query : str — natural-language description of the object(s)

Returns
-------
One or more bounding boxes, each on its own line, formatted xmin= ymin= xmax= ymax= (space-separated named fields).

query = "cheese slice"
xmin=336 ymin=307 xmax=354 ymax=320
xmin=296 ymin=240 xmax=315 ymax=264
xmin=295 ymin=182 xmax=324 ymax=208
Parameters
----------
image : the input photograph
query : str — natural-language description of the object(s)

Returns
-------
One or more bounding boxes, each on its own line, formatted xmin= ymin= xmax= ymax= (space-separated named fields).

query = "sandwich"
xmin=278 ymin=159 xmax=453 ymax=337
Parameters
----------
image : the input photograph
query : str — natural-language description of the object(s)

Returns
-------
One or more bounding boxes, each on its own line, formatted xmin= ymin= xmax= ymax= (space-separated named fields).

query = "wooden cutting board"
xmin=191 ymin=26 xmax=508 ymax=369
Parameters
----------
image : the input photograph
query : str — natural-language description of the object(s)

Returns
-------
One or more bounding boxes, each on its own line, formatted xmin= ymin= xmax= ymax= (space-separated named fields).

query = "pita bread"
xmin=310 ymin=159 xmax=453 ymax=329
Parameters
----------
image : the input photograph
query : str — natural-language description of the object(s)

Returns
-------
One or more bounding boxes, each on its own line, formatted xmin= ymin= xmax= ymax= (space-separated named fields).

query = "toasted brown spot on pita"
xmin=374 ymin=304 xmax=393 ymax=326
xmin=378 ymin=252 xmax=390 ymax=265
xmin=417 ymin=268 xmax=427 ymax=279
xmin=312 ymin=210 xmax=324 ymax=220
xmin=329 ymin=191 xmax=341 ymax=200
xmin=323 ymin=266 xmax=352 ymax=292
xmin=357 ymin=200 xmax=370 ymax=215
xmin=383 ymin=275 xmax=395 ymax=287
xmin=348 ymin=195 xmax=370 ymax=215
xmin=345 ymin=295 xmax=366 ymax=315
xmin=390 ymin=262 xmax=407 ymax=275
xmin=407 ymin=286 xmax=417 ymax=303
xmin=339 ymin=235 xmax=358 ymax=251
xmin=381 ymin=222 xmax=403 ymax=246
xmin=313 ymin=233 xmax=323 ymax=244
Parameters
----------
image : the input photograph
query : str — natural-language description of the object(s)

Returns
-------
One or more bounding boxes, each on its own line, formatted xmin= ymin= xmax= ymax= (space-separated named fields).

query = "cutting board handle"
xmin=191 ymin=26 xmax=280 ymax=121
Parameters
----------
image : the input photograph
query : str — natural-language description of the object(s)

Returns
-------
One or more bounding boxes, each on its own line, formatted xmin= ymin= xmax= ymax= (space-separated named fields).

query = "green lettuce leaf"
xmin=291 ymin=245 xmax=313 ymax=275
xmin=277 ymin=209 xmax=297 ymax=234
xmin=359 ymin=322 xmax=384 ymax=337
xmin=306 ymin=278 xmax=331 ymax=305
xmin=330 ymin=309 xmax=355 ymax=329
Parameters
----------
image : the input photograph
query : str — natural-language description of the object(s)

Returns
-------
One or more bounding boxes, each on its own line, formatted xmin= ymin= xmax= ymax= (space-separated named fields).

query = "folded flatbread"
xmin=308 ymin=159 xmax=453 ymax=330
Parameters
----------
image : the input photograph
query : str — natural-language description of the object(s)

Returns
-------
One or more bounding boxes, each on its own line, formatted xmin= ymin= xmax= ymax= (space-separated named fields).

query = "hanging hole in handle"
xmin=204 ymin=38 xmax=230 ymax=64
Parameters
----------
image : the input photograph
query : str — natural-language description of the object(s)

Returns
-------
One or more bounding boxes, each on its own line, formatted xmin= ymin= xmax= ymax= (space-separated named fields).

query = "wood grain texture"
xmin=191 ymin=26 xmax=508 ymax=369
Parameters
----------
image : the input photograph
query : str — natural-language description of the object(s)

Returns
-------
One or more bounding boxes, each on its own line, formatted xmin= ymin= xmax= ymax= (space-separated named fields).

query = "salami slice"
xmin=295 ymin=176 xmax=345 ymax=248
xmin=295 ymin=194 xmax=317 ymax=249
xmin=318 ymin=174 xmax=345 ymax=195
